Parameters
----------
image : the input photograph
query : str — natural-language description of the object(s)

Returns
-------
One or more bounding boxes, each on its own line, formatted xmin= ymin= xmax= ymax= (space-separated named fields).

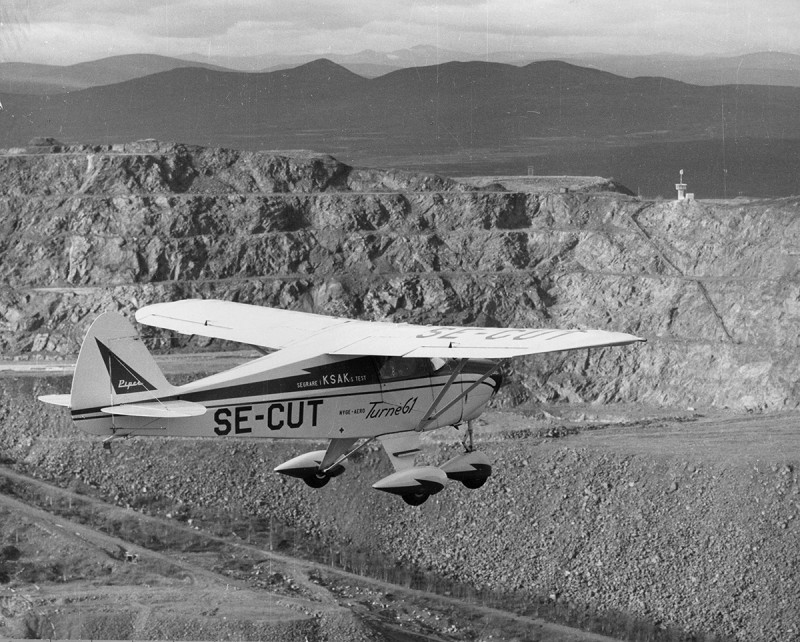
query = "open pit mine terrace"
xmin=0 ymin=140 xmax=798 ymax=642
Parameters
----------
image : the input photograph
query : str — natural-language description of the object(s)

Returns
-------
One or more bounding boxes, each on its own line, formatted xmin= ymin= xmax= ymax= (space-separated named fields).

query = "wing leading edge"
xmin=136 ymin=299 xmax=644 ymax=359
xmin=135 ymin=299 xmax=350 ymax=351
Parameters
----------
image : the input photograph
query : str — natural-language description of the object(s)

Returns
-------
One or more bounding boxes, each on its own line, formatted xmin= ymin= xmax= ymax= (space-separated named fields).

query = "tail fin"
xmin=70 ymin=311 xmax=175 ymax=413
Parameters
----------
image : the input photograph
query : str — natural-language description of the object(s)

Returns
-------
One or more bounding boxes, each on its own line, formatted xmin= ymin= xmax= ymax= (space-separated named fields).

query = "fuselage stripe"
xmin=71 ymin=379 xmax=497 ymax=420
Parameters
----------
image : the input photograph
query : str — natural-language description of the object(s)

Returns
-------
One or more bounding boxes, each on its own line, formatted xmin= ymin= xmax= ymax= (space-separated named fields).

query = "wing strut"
xmin=415 ymin=360 xmax=502 ymax=432
xmin=414 ymin=358 xmax=466 ymax=432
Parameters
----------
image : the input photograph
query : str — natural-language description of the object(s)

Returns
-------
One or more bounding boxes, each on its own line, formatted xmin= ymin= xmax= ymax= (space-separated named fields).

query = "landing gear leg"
xmin=461 ymin=420 xmax=475 ymax=453
xmin=444 ymin=421 xmax=491 ymax=489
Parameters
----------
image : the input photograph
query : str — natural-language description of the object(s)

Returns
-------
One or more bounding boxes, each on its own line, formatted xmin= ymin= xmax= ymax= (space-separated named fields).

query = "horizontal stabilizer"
xmin=38 ymin=394 xmax=71 ymax=408
xmin=100 ymin=400 xmax=207 ymax=418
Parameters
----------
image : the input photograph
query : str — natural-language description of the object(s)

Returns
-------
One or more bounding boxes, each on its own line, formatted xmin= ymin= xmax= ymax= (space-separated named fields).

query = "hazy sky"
xmin=2 ymin=0 xmax=799 ymax=65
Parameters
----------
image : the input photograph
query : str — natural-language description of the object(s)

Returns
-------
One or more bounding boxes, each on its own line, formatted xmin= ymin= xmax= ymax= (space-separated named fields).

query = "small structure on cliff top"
xmin=676 ymin=169 xmax=694 ymax=201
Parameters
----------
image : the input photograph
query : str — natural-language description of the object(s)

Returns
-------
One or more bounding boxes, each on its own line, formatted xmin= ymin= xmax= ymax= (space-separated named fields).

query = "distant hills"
xmin=574 ymin=51 xmax=800 ymax=88
xmin=187 ymin=47 xmax=800 ymax=87
xmin=2 ymin=57 xmax=800 ymax=197
xmin=4 ymin=49 xmax=800 ymax=96
xmin=0 ymin=54 xmax=227 ymax=95
xmin=5 ymin=58 xmax=800 ymax=143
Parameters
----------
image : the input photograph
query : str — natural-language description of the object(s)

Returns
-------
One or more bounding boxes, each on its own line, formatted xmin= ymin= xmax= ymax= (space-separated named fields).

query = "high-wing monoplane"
xmin=40 ymin=300 xmax=644 ymax=505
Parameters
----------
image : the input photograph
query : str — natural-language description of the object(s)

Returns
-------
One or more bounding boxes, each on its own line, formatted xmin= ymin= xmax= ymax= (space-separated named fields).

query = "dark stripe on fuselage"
xmin=174 ymin=356 xmax=493 ymax=404
xmin=71 ymin=357 xmax=498 ymax=417
xmin=70 ymin=376 xmax=500 ymax=422
xmin=183 ymin=355 xmax=380 ymax=403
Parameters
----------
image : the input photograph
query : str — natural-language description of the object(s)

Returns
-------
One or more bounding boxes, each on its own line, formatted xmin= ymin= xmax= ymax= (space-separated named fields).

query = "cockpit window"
xmin=378 ymin=357 xmax=433 ymax=382
xmin=429 ymin=358 xmax=462 ymax=375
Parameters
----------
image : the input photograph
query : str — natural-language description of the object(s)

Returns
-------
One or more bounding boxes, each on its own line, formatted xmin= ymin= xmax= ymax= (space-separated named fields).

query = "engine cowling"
xmin=372 ymin=466 xmax=447 ymax=505
xmin=440 ymin=451 xmax=492 ymax=489
xmin=274 ymin=450 xmax=344 ymax=488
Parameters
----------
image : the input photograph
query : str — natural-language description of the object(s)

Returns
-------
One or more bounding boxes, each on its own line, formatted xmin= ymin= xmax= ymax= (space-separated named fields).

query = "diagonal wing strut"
xmin=414 ymin=359 xmax=502 ymax=432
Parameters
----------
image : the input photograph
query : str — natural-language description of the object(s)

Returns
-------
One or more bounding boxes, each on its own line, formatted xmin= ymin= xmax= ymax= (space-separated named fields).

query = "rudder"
xmin=71 ymin=311 xmax=175 ymax=413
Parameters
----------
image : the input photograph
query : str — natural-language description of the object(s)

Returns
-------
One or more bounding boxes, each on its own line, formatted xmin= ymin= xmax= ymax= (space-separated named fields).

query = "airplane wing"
xmin=332 ymin=328 xmax=642 ymax=358
xmin=136 ymin=299 xmax=350 ymax=351
xmin=136 ymin=299 xmax=644 ymax=359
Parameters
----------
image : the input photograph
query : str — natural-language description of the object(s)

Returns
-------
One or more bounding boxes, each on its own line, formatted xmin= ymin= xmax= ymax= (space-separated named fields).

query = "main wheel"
xmin=401 ymin=491 xmax=430 ymax=506
xmin=461 ymin=476 xmax=488 ymax=489
xmin=303 ymin=472 xmax=330 ymax=488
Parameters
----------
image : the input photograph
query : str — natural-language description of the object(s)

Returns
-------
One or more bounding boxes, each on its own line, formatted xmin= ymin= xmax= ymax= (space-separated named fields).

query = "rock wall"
xmin=3 ymin=141 xmax=800 ymax=411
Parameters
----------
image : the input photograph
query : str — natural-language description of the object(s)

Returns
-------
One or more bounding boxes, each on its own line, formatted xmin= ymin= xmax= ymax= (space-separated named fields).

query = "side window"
xmin=378 ymin=357 xmax=432 ymax=382
xmin=430 ymin=358 xmax=461 ymax=375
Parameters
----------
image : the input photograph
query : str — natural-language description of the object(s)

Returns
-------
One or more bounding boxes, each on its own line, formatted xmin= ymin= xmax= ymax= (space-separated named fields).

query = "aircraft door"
xmin=428 ymin=358 xmax=466 ymax=426
xmin=375 ymin=357 xmax=435 ymax=431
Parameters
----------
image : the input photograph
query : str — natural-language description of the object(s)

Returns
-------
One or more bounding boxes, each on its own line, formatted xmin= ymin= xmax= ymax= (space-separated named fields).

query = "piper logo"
xmin=95 ymin=339 xmax=154 ymax=395
xmin=117 ymin=378 xmax=144 ymax=390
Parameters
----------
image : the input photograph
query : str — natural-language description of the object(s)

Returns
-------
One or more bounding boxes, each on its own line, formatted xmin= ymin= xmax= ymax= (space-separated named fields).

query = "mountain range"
xmin=2 ymin=57 xmax=800 ymax=197
xmin=4 ymin=49 xmax=800 ymax=95
xmin=0 ymin=54 xmax=227 ymax=95
xmin=255 ymin=49 xmax=800 ymax=88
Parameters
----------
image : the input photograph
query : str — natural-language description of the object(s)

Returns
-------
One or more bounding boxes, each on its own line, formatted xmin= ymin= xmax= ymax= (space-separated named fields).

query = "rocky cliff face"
xmin=3 ymin=141 xmax=799 ymax=411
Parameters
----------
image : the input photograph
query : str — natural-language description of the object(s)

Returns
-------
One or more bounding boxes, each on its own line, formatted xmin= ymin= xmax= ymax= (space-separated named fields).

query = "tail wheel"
xmin=401 ymin=492 xmax=430 ymax=506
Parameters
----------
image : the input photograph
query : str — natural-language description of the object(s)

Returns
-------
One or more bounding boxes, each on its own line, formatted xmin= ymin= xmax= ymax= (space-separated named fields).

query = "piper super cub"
xmin=40 ymin=299 xmax=643 ymax=505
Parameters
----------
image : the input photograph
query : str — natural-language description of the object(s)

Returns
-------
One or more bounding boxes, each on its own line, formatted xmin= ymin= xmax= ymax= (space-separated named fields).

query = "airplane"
xmin=39 ymin=299 xmax=644 ymax=505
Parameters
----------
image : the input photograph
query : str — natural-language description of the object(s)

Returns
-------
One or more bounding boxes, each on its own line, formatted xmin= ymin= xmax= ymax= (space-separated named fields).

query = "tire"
xmin=462 ymin=477 xmax=488 ymax=489
xmin=401 ymin=492 xmax=429 ymax=506
xmin=303 ymin=472 xmax=330 ymax=488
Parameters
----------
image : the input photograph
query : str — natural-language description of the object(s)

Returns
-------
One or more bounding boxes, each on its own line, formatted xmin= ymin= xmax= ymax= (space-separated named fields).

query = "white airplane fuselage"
xmin=40 ymin=302 xmax=642 ymax=505
xmin=72 ymin=353 xmax=501 ymax=440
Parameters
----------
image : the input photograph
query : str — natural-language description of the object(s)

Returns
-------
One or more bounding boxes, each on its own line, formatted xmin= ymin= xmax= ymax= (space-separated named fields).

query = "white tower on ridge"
xmin=675 ymin=169 xmax=687 ymax=201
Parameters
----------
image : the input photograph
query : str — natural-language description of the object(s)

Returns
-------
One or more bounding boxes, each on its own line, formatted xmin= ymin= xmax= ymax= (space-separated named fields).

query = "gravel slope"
xmin=2 ymin=374 xmax=798 ymax=640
